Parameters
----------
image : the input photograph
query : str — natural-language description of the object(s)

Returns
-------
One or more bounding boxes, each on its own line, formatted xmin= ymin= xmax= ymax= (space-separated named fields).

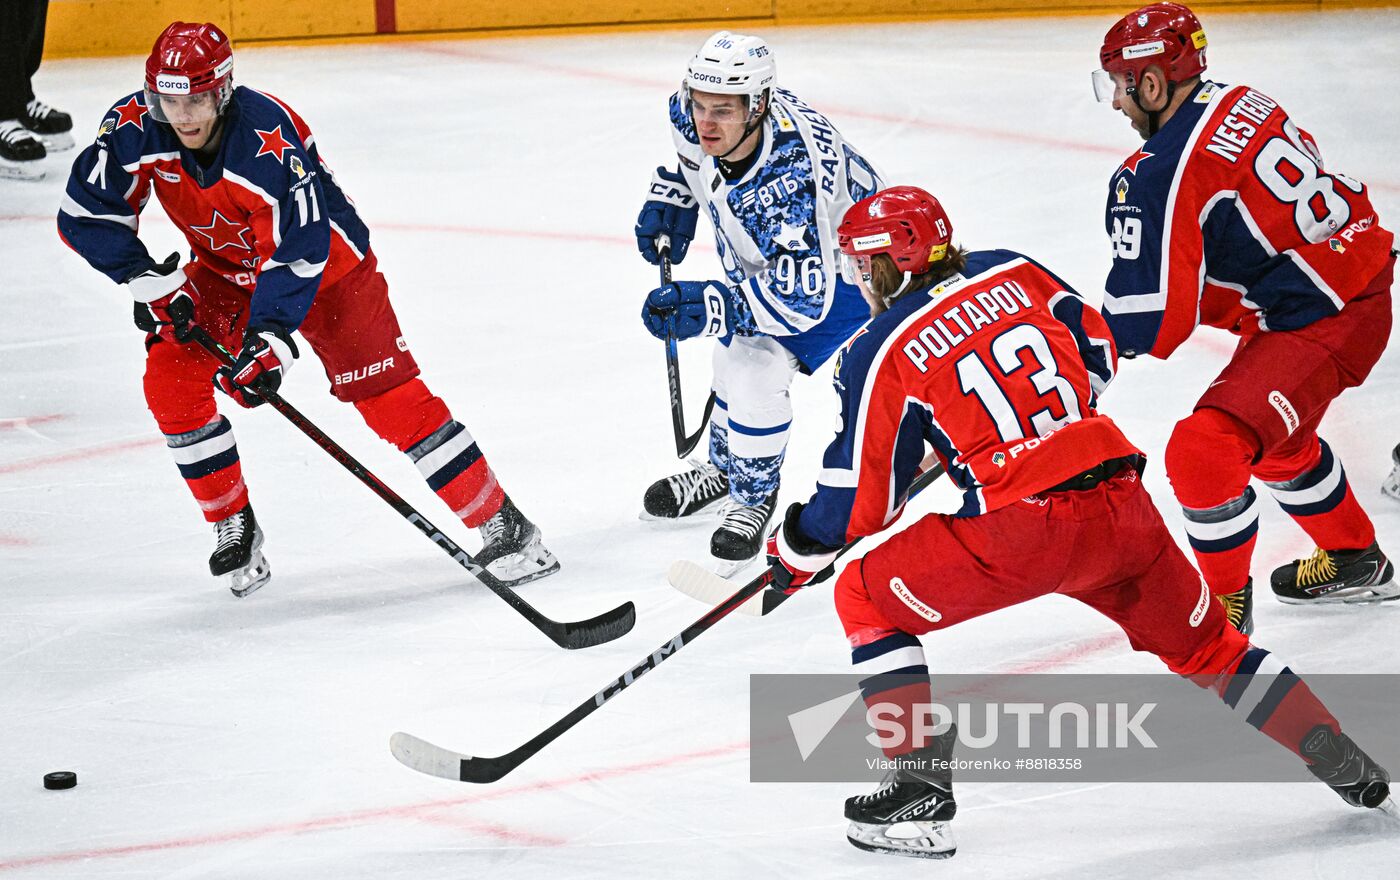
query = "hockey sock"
xmin=1261 ymin=438 xmax=1376 ymax=552
xmin=1213 ymin=646 xmax=1340 ymax=759
xmin=1166 ymin=408 xmax=1259 ymax=593
xmin=355 ymin=379 xmax=504 ymax=528
xmin=166 ymin=416 xmax=248 ymax=523
xmin=709 ymin=402 xmax=730 ymax=473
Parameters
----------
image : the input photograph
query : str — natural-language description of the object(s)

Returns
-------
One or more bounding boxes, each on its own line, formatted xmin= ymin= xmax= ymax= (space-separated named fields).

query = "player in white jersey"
xmin=636 ymin=31 xmax=883 ymax=571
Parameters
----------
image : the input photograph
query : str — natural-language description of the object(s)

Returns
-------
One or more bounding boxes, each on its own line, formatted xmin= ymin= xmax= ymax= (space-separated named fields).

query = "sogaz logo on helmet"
xmin=691 ymin=72 xmax=724 ymax=85
xmin=155 ymin=73 xmax=191 ymax=95
xmin=1123 ymin=41 xmax=1166 ymax=60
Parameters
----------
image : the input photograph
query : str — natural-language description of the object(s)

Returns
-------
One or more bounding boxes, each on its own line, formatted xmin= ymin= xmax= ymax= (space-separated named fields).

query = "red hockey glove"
xmin=128 ymin=254 xmax=200 ymax=344
xmin=765 ymin=503 xmax=842 ymax=594
xmin=214 ymin=328 xmax=298 ymax=408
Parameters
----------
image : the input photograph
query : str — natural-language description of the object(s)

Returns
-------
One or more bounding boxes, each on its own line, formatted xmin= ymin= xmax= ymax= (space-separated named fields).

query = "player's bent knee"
xmin=354 ymin=378 xmax=452 ymax=451
xmin=834 ymin=561 xmax=900 ymax=644
xmin=1165 ymin=408 xmax=1257 ymax=505
xmin=1164 ymin=618 xmax=1250 ymax=679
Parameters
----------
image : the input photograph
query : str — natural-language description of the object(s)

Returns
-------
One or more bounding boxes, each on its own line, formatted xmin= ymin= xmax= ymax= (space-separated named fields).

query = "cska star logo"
xmin=1118 ymin=148 xmax=1153 ymax=176
xmin=113 ymin=96 xmax=148 ymax=132
xmin=254 ymin=125 xmax=295 ymax=162
xmin=191 ymin=210 xmax=253 ymax=252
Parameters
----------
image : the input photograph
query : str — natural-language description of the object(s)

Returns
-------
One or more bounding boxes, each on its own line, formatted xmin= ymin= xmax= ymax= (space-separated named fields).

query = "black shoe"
xmin=1271 ymin=542 xmax=1398 ymax=605
xmin=477 ymin=496 xmax=559 ymax=586
xmin=22 ymin=99 xmax=72 ymax=135
xmin=643 ymin=460 xmax=728 ymax=519
xmin=209 ymin=505 xmax=271 ymax=597
xmin=845 ymin=728 xmax=958 ymax=859
xmin=0 ymin=120 xmax=44 ymax=162
xmin=1299 ymin=724 xmax=1391 ymax=809
xmin=710 ymin=490 xmax=778 ymax=563
xmin=1218 ymin=580 xmax=1254 ymax=635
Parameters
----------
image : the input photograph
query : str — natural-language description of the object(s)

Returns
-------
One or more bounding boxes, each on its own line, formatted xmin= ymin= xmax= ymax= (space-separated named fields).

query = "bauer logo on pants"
xmin=1268 ymin=390 xmax=1300 ymax=435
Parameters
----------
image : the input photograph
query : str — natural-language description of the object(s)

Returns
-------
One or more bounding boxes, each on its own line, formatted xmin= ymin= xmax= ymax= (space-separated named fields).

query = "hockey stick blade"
xmin=668 ymin=560 xmax=786 ymax=616
xmin=389 ymin=732 xmax=515 ymax=784
xmin=546 ymin=599 xmax=638 ymax=650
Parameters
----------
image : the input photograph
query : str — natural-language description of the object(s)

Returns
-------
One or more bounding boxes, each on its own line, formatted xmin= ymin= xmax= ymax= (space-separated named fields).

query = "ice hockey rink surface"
xmin=3 ymin=8 xmax=1399 ymax=878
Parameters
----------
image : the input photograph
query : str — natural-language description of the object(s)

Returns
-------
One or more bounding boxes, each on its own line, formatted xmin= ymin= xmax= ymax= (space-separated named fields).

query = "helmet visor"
xmin=1091 ymin=68 xmax=1121 ymax=103
xmin=145 ymin=86 xmax=222 ymax=125
xmin=839 ymin=252 xmax=873 ymax=287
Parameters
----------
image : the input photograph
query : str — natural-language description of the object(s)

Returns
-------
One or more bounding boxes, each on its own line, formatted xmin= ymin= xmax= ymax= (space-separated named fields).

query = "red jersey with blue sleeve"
xmin=799 ymin=250 xmax=1142 ymax=547
xmin=1102 ymin=81 xmax=1394 ymax=360
xmin=58 ymin=87 xmax=371 ymax=335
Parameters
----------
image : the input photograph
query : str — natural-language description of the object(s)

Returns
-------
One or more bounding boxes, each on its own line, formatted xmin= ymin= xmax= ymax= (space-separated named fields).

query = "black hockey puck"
xmin=43 ymin=771 xmax=77 ymax=790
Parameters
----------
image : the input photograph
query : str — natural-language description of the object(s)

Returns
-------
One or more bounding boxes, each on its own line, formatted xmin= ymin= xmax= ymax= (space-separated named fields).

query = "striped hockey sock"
xmin=166 ymin=416 xmax=248 ymax=523
xmin=1214 ymin=646 xmax=1340 ymax=758
xmin=407 ymin=420 xmax=504 ymax=528
xmin=852 ymin=630 xmax=933 ymax=759
xmin=1265 ymin=439 xmax=1375 ymax=552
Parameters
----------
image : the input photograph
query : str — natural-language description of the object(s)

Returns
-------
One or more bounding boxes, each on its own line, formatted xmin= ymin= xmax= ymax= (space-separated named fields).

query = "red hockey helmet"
xmin=143 ymin=22 xmax=235 ymax=124
xmin=837 ymin=186 xmax=953 ymax=289
xmin=1093 ymin=3 xmax=1207 ymax=102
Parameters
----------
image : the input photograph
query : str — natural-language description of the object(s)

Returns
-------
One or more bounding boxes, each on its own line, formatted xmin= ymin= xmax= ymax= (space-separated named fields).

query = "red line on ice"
xmin=0 ymin=436 xmax=164 ymax=476
xmin=0 ymin=415 xmax=65 ymax=431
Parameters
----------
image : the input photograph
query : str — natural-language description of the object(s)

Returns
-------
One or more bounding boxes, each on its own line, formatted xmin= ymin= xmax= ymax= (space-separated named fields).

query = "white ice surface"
xmin=3 ymin=10 xmax=1400 ymax=878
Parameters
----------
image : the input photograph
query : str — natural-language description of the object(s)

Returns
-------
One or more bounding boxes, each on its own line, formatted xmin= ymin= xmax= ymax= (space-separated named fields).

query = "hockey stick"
xmin=668 ymin=461 xmax=948 ymax=616
xmin=185 ymin=326 xmax=635 ymax=650
xmin=657 ymin=235 xmax=717 ymax=458
xmin=389 ymin=462 xmax=944 ymax=783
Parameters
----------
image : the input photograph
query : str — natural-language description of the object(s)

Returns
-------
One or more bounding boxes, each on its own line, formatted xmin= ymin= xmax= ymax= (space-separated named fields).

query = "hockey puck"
xmin=43 ymin=771 xmax=77 ymax=790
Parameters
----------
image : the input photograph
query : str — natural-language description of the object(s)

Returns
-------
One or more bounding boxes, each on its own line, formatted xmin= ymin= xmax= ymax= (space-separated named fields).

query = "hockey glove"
xmin=214 ymin=328 xmax=298 ymax=409
xmin=635 ymin=166 xmax=698 ymax=265
xmin=642 ymin=280 xmax=731 ymax=341
xmin=128 ymin=253 xmax=200 ymax=344
xmin=765 ymin=503 xmax=842 ymax=594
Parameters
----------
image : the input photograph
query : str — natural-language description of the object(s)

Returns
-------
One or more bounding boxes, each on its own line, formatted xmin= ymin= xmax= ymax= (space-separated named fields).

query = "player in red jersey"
xmin=1092 ymin=3 xmax=1396 ymax=627
xmin=762 ymin=187 xmax=1392 ymax=858
xmin=58 ymin=22 xmax=558 ymax=595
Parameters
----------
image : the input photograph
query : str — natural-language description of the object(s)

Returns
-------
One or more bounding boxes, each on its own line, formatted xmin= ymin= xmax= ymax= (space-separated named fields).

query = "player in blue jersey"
xmin=635 ymin=31 xmax=884 ymax=572
xmin=58 ymin=22 xmax=558 ymax=595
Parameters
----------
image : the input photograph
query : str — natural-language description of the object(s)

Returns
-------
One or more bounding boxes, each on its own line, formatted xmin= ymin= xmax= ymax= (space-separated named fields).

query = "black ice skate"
xmin=209 ymin=505 xmax=271 ymax=597
xmin=22 ymin=99 xmax=74 ymax=152
xmin=0 ymin=120 xmax=45 ymax=181
xmin=1270 ymin=542 xmax=1398 ymax=605
xmin=642 ymin=460 xmax=729 ymax=520
xmin=477 ymin=496 xmax=560 ymax=587
xmin=846 ymin=728 xmax=959 ymax=859
xmin=709 ymin=490 xmax=778 ymax=577
xmin=1218 ymin=580 xmax=1254 ymax=635
xmin=1383 ymin=443 xmax=1400 ymax=502
xmin=1299 ymin=724 xmax=1396 ymax=813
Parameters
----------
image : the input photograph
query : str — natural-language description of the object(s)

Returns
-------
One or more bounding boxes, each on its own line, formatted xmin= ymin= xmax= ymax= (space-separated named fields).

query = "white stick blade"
xmin=390 ymin=731 xmax=469 ymax=780
xmin=667 ymin=560 xmax=767 ymax=616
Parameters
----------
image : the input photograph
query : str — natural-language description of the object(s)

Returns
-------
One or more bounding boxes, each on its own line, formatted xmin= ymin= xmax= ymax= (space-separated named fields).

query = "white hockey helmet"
xmin=683 ymin=31 xmax=776 ymax=123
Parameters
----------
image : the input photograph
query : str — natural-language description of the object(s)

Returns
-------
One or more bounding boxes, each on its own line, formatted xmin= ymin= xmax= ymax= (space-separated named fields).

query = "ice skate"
xmin=477 ymin=496 xmax=560 ymax=587
xmin=23 ymin=99 xmax=74 ymax=152
xmin=1271 ymin=542 xmax=1398 ymax=605
xmin=1299 ymin=724 xmax=1392 ymax=809
xmin=1383 ymin=443 xmax=1400 ymax=502
xmin=845 ymin=729 xmax=958 ymax=859
xmin=1218 ymin=580 xmax=1253 ymax=635
xmin=709 ymin=491 xmax=777 ymax=577
xmin=0 ymin=120 xmax=45 ymax=181
xmin=209 ymin=505 xmax=271 ymax=597
xmin=641 ymin=459 xmax=729 ymax=520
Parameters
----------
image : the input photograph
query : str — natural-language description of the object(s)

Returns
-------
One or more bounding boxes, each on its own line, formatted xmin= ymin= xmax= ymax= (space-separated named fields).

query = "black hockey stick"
xmin=657 ymin=235 xmax=717 ymax=458
xmin=389 ymin=463 xmax=943 ymax=783
xmin=669 ymin=461 xmax=948 ymax=616
xmin=185 ymin=325 xmax=635 ymax=650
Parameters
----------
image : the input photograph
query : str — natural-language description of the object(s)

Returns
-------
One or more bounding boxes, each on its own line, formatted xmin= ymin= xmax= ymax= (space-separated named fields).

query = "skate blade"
xmin=37 ymin=132 xmax=75 ymax=152
xmin=1274 ymin=580 xmax=1400 ymax=606
xmin=229 ymin=552 xmax=271 ymax=597
xmin=1383 ymin=475 xmax=1400 ymax=502
xmin=638 ymin=500 xmax=726 ymax=523
xmin=846 ymin=820 xmax=956 ymax=859
xmin=0 ymin=159 xmax=45 ymax=181
xmin=1377 ymin=797 xmax=1400 ymax=821
xmin=485 ymin=544 xmax=561 ymax=587
xmin=708 ymin=555 xmax=761 ymax=580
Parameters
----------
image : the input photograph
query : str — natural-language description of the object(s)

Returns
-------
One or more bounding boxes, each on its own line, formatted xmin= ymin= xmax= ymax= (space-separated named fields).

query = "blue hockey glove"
xmin=635 ymin=166 xmax=698 ymax=265
xmin=641 ymin=281 xmax=731 ymax=341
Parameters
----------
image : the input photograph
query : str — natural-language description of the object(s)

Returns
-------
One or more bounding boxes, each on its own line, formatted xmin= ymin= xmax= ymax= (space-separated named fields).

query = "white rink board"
xmin=3 ymin=10 xmax=1400 ymax=878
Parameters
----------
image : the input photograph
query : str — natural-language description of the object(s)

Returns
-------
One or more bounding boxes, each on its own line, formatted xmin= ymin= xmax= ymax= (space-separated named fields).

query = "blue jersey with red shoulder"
xmin=799 ymin=249 xmax=1140 ymax=548
xmin=1103 ymin=81 xmax=1394 ymax=360
xmin=58 ymin=86 xmax=370 ymax=335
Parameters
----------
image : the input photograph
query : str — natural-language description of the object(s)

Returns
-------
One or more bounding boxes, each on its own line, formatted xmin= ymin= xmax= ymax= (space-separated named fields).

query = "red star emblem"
xmin=190 ymin=210 xmax=252 ymax=252
xmin=1118 ymin=148 xmax=1154 ymax=175
xmin=113 ymin=96 xmax=148 ymax=132
xmin=254 ymin=125 xmax=295 ymax=162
